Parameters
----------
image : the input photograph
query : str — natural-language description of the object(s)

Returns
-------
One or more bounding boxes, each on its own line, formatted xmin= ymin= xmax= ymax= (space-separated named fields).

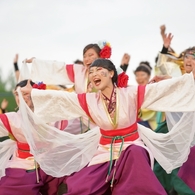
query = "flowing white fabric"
xmin=18 ymin=90 xmax=100 ymax=177
xmin=20 ymin=92 xmax=195 ymax=176
xmin=166 ymin=112 xmax=195 ymax=147
xmin=17 ymin=72 xmax=195 ymax=176
xmin=18 ymin=60 xmax=31 ymax=82
xmin=0 ymin=121 xmax=16 ymax=178
xmin=138 ymin=112 xmax=195 ymax=173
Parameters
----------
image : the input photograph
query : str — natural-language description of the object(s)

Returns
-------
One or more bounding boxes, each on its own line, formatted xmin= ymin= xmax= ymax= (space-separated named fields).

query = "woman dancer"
xmin=18 ymin=57 xmax=195 ymax=194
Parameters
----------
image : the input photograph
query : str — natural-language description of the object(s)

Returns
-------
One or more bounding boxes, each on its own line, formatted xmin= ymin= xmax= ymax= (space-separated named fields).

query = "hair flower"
xmin=32 ymin=82 xmax=46 ymax=90
xmin=99 ymin=41 xmax=112 ymax=59
xmin=117 ymin=72 xmax=129 ymax=88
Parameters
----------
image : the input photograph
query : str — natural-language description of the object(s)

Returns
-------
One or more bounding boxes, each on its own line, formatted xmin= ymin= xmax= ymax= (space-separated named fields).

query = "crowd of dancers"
xmin=0 ymin=25 xmax=195 ymax=195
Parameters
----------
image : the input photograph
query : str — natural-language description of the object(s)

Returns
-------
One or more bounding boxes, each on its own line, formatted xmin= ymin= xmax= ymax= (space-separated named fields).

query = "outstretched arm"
xmin=31 ymin=89 xmax=88 ymax=124
xmin=142 ymin=73 xmax=195 ymax=112
xmin=25 ymin=58 xmax=84 ymax=85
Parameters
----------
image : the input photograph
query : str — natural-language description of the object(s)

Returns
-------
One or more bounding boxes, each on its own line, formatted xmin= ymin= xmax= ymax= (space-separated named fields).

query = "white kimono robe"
xmin=0 ymin=112 xmax=37 ymax=178
xmin=17 ymin=72 xmax=195 ymax=177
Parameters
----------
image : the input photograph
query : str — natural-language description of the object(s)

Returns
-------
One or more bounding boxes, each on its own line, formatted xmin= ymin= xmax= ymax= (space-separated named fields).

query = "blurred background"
xmin=0 ymin=0 xmax=195 ymax=111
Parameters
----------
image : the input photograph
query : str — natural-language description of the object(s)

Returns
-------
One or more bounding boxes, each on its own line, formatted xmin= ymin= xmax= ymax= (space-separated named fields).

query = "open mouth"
xmin=93 ymin=78 xmax=101 ymax=86
xmin=186 ymin=64 xmax=192 ymax=68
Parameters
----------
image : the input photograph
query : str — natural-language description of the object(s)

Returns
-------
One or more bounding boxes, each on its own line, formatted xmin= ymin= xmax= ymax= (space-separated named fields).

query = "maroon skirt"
xmin=65 ymin=144 xmax=166 ymax=195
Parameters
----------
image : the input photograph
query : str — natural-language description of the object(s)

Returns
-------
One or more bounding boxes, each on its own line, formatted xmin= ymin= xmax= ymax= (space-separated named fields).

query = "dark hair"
xmin=74 ymin=59 xmax=83 ymax=65
xmin=134 ymin=61 xmax=152 ymax=76
xmin=90 ymin=59 xmax=118 ymax=84
xmin=15 ymin=80 xmax=35 ymax=90
xmin=83 ymin=44 xmax=101 ymax=56
xmin=139 ymin=61 xmax=152 ymax=70
xmin=183 ymin=46 xmax=195 ymax=56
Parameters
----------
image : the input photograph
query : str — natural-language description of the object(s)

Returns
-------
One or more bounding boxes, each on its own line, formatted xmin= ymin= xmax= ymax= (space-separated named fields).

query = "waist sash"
xmin=100 ymin=122 xmax=138 ymax=145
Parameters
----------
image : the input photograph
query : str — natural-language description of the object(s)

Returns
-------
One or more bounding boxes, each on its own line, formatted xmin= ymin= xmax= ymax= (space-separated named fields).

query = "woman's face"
xmin=14 ymin=80 xmax=34 ymax=111
xmin=184 ymin=54 xmax=195 ymax=73
xmin=88 ymin=66 xmax=114 ymax=91
xmin=83 ymin=48 xmax=99 ymax=67
xmin=135 ymin=71 xmax=150 ymax=85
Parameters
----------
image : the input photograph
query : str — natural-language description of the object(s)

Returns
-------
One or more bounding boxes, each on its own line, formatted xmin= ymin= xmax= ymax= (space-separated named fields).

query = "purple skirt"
xmin=0 ymin=168 xmax=64 ymax=195
xmin=178 ymin=145 xmax=195 ymax=193
xmin=65 ymin=145 xmax=167 ymax=195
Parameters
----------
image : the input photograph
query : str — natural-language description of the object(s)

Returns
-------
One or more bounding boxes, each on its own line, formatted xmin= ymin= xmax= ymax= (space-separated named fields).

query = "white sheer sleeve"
xmin=18 ymin=90 xmax=100 ymax=177
xmin=138 ymin=111 xmax=195 ymax=173
xmin=142 ymin=73 xmax=195 ymax=112
xmin=31 ymin=89 xmax=87 ymax=124
xmin=156 ymin=53 xmax=182 ymax=77
xmin=30 ymin=59 xmax=73 ymax=85
xmin=0 ymin=120 xmax=16 ymax=178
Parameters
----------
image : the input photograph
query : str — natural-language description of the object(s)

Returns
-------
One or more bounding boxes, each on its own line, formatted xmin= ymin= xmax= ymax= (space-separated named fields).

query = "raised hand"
xmin=121 ymin=53 xmax=130 ymax=65
xmin=14 ymin=54 xmax=19 ymax=63
xmin=163 ymin=33 xmax=173 ymax=49
xmin=1 ymin=99 xmax=8 ymax=110
xmin=148 ymin=75 xmax=172 ymax=84
xmin=24 ymin=57 xmax=35 ymax=63
xmin=160 ymin=25 xmax=166 ymax=39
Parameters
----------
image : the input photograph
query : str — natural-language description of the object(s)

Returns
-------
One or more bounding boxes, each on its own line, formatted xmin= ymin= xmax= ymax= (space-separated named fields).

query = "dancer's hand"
xmin=121 ymin=53 xmax=130 ymax=65
xmin=1 ymin=99 xmax=8 ymax=110
xmin=163 ymin=33 xmax=173 ymax=49
xmin=14 ymin=54 xmax=18 ymax=63
xmin=148 ymin=75 xmax=172 ymax=84
xmin=24 ymin=57 xmax=36 ymax=63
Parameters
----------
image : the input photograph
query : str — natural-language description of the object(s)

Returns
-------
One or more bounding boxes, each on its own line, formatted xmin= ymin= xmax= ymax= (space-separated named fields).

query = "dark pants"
xmin=65 ymin=145 xmax=166 ymax=195
xmin=178 ymin=145 xmax=195 ymax=193
xmin=0 ymin=168 xmax=64 ymax=195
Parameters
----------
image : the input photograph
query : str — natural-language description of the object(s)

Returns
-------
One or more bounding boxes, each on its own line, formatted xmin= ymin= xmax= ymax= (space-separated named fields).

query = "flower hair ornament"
xmin=98 ymin=41 xmax=112 ymax=59
xmin=32 ymin=82 xmax=46 ymax=90
xmin=117 ymin=72 xmax=129 ymax=88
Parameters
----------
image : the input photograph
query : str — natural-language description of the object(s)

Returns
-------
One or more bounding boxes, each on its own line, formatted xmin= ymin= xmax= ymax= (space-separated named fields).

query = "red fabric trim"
xmin=100 ymin=123 xmax=138 ymax=145
xmin=137 ymin=85 xmax=146 ymax=121
xmin=0 ymin=114 xmax=13 ymax=135
xmin=66 ymin=64 xmax=75 ymax=82
xmin=77 ymin=93 xmax=93 ymax=120
xmin=0 ymin=114 xmax=32 ymax=159
xmin=17 ymin=142 xmax=33 ymax=159
xmin=60 ymin=120 xmax=68 ymax=130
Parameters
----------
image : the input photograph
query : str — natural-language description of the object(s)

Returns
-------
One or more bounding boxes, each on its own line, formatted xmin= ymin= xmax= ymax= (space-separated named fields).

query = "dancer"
xmin=177 ymin=47 xmax=195 ymax=193
xmin=0 ymin=80 xmax=64 ymax=195
xmin=18 ymin=57 xmax=195 ymax=195
xmin=154 ymin=32 xmax=195 ymax=194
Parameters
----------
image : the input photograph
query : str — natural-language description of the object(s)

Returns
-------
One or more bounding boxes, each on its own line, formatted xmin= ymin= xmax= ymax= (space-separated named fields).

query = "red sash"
xmin=0 ymin=114 xmax=33 ymax=159
xmin=100 ymin=122 xmax=138 ymax=145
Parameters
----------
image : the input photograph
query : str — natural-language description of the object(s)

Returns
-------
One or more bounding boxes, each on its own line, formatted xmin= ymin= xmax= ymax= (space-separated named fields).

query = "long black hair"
xmin=90 ymin=59 xmax=118 ymax=84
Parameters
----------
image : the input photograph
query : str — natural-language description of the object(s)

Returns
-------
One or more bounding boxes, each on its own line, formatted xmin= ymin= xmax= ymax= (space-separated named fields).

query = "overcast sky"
xmin=0 ymin=0 xmax=195 ymax=84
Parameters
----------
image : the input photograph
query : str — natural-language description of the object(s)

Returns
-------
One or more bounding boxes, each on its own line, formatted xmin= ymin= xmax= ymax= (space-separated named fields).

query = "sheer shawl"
xmin=139 ymin=111 xmax=195 ymax=173
xmin=18 ymin=90 xmax=100 ymax=177
xmin=0 ymin=121 xmax=16 ymax=178
xmin=18 ymin=88 xmax=195 ymax=176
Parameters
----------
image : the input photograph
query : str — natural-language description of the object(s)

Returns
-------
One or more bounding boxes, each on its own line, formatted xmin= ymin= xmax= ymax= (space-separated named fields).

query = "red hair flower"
xmin=33 ymin=82 xmax=46 ymax=90
xmin=100 ymin=42 xmax=112 ymax=59
xmin=117 ymin=72 xmax=129 ymax=88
